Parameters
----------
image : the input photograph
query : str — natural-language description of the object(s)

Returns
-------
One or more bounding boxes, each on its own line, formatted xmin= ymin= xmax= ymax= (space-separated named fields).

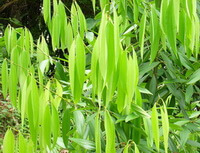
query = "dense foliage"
xmin=0 ymin=0 xmax=200 ymax=153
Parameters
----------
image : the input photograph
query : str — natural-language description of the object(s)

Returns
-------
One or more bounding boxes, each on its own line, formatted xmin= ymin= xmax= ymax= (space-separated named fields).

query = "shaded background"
xmin=0 ymin=0 xmax=95 ymax=39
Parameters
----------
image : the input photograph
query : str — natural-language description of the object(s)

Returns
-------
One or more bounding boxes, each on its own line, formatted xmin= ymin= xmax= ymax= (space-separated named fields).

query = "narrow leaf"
xmin=151 ymin=104 xmax=159 ymax=151
xmin=105 ymin=110 xmax=116 ymax=153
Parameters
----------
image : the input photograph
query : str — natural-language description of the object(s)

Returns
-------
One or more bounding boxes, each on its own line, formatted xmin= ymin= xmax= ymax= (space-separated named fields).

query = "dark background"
xmin=0 ymin=0 xmax=95 ymax=39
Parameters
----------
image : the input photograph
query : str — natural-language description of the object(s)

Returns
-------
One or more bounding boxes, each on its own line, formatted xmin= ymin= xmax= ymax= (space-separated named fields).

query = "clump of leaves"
xmin=1 ymin=0 xmax=200 ymax=153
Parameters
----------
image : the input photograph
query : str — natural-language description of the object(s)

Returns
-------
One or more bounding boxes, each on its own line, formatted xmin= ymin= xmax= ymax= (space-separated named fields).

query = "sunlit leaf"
xmin=3 ymin=129 xmax=15 ymax=153
xmin=105 ymin=110 xmax=116 ymax=153
xmin=151 ymin=104 xmax=159 ymax=151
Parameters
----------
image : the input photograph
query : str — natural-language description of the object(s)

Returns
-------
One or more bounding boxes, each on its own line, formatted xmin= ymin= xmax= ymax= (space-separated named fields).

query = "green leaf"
xmin=180 ymin=129 xmax=190 ymax=148
xmin=71 ymin=3 xmax=79 ymax=36
xmin=132 ymin=103 xmax=151 ymax=118
xmin=139 ymin=62 xmax=159 ymax=78
xmin=186 ymin=140 xmax=200 ymax=148
xmin=69 ymin=35 xmax=86 ymax=103
xmin=21 ymin=79 xmax=27 ymax=127
xmin=100 ymin=0 xmax=109 ymax=10
xmin=185 ymin=85 xmax=193 ymax=103
xmin=42 ymin=105 xmax=51 ymax=148
xmin=91 ymin=0 xmax=96 ymax=13
xmin=161 ymin=103 xmax=169 ymax=153
xmin=9 ymin=50 xmax=18 ymax=107
xmin=73 ymin=110 xmax=85 ymax=137
xmin=26 ymin=79 xmax=37 ymax=145
xmin=76 ymin=3 xmax=87 ymax=38
xmin=138 ymin=86 xmax=153 ymax=95
xmin=143 ymin=118 xmax=153 ymax=147
xmin=125 ymin=113 xmax=139 ymax=122
xmin=165 ymin=0 xmax=177 ymax=56
xmin=155 ymin=0 xmax=161 ymax=9
xmin=53 ymin=80 xmax=63 ymax=109
xmin=189 ymin=111 xmax=200 ymax=119
xmin=37 ymin=36 xmax=49 ymax=73
xmin=75 ymin=35 xmax=86 ymax=92
xmin=3 ymin=129 xmax=15 ymax=153
xmin=134 ymin=142 xmax=140 ymax=153
xmin=139 ymin=10 xmax=147 ymax=60
xmin=29 ymin=77 xmax=39 ymax=140
xmin=19 ymin=133 xmax=27 ymax=153
xmin=150 ymin=5 xmax=160 ymax=62
xmin=105 ymin=110 xmax=116 ymax=153
xmin=69 ymin=138 xmax=95 ymax=150
xmin=62 ymin=109 xmax=71 ymax=148
xmin=66 ymin=23 xmax=74 ymax=49
xmin=69 ymin=40 xmax=76 ymax=99
xmin=95 ymin=112 xmax=101 ymax=153
xmin=123 ymin=144 xmax=129 ymax=153
xmin=27 ymin=140 xmax=34 ymax=153
xmin=51 ymin=0 xmax=60 ymax=50
xmin=59 ymin=1 xmax=68 ymax=50
xmin=1 ymin=59 xmax=8 ymax=99
xmin=4 ymin=26 xmax=12 ymax=54
xmin=133 ymin=0 xmax=139 ymax=23
xmin=151 ymin=104 xmax=159 ymax=151
xmin=51 ymin=105 xmax=60 ymax=147
xmin=187 ymin=68 xmax=200 ymax=84
xmin=194 ymin=14 xmax=200 ymax=57
xmin=117 ymin=52 xmax=127 ymax=112
xmin=43 ymin=0 xmax=51 ymax=24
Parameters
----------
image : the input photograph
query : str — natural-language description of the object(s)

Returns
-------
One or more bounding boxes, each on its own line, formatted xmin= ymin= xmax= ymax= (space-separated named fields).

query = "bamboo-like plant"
xmin=1 ymin=0 xmax=200 ymax=153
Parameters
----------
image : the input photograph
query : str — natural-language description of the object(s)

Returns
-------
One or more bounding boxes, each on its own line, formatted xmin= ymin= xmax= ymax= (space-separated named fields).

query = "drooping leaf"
xmin=53 ymin=80 xmax=63 ymax=109
xmin=151 ymin=104 xmax=159 ymax=151
xmin=62 ymin=109 xmax=71 ymax=148
xmin=95 ymin=111 xmax=101 ymax=153
xmin=161 ymin=103 xmax=169 ymax=153
xmin=43 ymin=0 xmax=51 ymax=24
xmin=42 ymin=105 xmax=51 ymax=148
xmin=69 ymin=35 xmax=85 ymax=103
xmin=105 ymin=110 xmax=116 ymax=153
xmin=139 ymin=10 xmax=147 ymax=60
xmin=150 ymin=5 xmax=160 ymax=62
xmin=1 ymin=59 xmax=8 ymax=99
xmin=51 ymin=105 xmax=60 ymax=147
